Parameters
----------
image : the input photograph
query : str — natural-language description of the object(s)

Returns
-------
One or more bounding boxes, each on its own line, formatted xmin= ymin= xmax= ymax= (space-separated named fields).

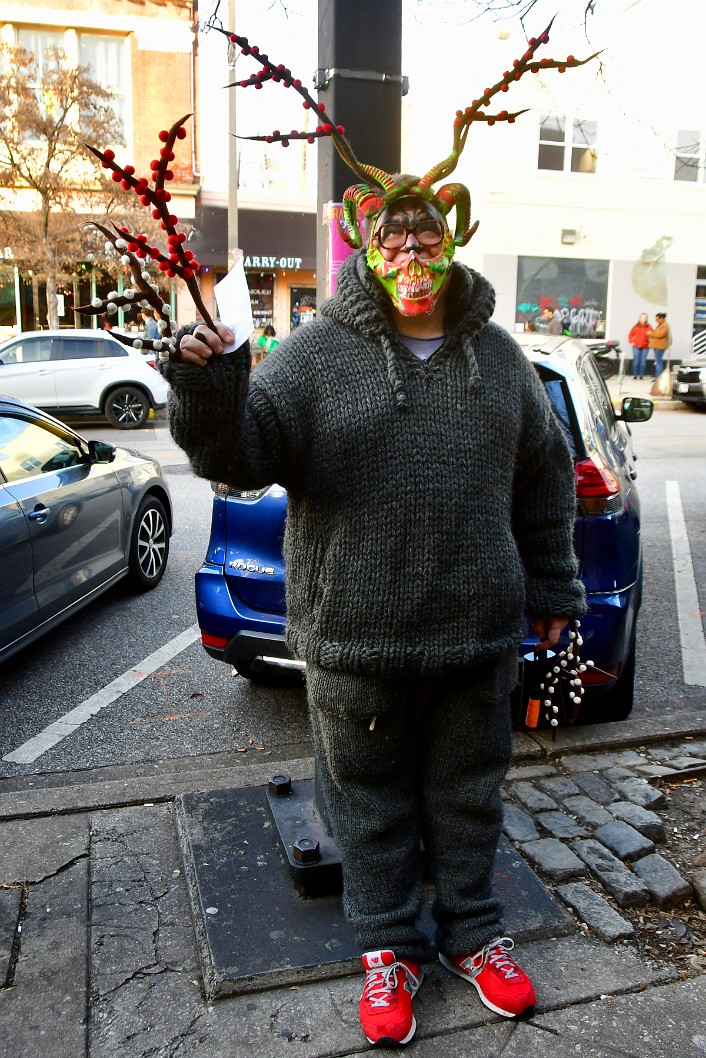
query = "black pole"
xmin=316 ymin=0 xmax=403 ymax=308
xmin=310 ymin=0 xmax=402 ymax=842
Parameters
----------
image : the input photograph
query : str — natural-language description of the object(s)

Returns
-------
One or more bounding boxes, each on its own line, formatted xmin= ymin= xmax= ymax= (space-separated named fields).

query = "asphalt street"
xmin=0 ymin=390 xmax=705 ymax=783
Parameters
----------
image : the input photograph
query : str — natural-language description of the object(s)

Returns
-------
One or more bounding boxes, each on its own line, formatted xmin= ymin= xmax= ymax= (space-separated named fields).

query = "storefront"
xmin=514 ymin=255 xmax=609 ymax=338
xmin=188 ymin=205 xmax=317 ymax=341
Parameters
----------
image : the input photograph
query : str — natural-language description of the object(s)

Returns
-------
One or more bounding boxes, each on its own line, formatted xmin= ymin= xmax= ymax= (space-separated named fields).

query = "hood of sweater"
xmin=319 ymin=250 xmax=496 ymax=410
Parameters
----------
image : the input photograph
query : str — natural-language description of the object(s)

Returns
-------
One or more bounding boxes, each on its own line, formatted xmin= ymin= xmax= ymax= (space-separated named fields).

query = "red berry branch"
xmin=218 ymin=28 xmax=345 ymax=147
xmin=78 ymin=115 xmax=214 ymax=359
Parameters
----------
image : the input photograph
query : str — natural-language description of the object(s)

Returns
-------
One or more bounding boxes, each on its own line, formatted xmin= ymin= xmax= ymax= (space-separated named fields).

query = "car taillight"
xmin=211 ymin=482 xmax=269 ymax=500
xmin=146 ymin=358 xmax=158 ymax=370
xmin=580 ymin=664 xmax=618 ymax=685
xmin=202 ymin=631 xmax=229 ymax=648
xmin=575 ymin=454 xmax=624 ymax=516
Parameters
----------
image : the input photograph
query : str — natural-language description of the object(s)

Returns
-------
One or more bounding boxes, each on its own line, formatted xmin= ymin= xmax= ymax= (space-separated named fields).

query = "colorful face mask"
xmin=367 ymin=226 xmax=455 ymax=316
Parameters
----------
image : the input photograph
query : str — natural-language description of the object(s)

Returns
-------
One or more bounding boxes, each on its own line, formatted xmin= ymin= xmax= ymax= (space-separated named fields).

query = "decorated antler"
xmin=219 ymin=20 xmax=598 ymax=248
xmin=214 ymin=26 xmax=388 ymax=195
xmin=78 ymin=115 xmax=214 ymax=359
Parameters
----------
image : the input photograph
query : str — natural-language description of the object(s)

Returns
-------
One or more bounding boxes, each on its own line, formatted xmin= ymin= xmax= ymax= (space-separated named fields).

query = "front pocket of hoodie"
xmin=306 ymin=663 xmax=405 ymax=722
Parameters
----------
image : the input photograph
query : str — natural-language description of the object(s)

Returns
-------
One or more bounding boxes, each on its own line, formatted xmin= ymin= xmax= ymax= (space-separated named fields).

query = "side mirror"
xmin=88 ymin=439 xmax=117 ymax=464
xmin=616 ymin=396 xmax=653 ymax=423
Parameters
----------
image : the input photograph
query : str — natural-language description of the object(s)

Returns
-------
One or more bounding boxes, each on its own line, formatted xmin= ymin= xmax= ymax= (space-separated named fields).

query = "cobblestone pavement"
xmin=501 ymin=736 xmax=706 ymax=969
xmin=1 ymin=732 xmax=706 ymax=1057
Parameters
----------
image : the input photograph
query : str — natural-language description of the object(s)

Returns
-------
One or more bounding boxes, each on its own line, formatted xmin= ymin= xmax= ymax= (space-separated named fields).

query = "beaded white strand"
xmin=537 ymin=618 xmax=587 ymax=736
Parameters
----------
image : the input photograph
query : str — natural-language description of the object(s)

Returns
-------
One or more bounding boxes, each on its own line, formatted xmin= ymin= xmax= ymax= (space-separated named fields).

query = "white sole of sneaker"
xmin=438 ymin=953 xmax=533 ymax=1019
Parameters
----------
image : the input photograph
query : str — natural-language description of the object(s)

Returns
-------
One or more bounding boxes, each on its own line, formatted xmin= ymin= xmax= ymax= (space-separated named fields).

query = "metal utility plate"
xmin=175 ymin=780 xmax=574 ymax=999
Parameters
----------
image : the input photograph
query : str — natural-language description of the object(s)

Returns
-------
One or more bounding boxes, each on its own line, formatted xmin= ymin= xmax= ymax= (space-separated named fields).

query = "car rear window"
xmin=579 ymin=355 xmax=619 ymax=442
xmin=533 ymin=367 xmax=579 ymax=458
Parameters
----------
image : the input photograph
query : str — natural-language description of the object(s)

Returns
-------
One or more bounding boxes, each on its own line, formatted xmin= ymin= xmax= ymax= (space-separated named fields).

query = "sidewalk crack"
xmin=523 ymin=1014 xmax=644 ymax=1057
xmin=0 ymin=882 xmax=27 ymax=990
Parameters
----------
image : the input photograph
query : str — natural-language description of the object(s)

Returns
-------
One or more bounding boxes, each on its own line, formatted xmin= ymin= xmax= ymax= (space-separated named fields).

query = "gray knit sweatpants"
xmin=307 ymin=652 xmax=516 ymax=963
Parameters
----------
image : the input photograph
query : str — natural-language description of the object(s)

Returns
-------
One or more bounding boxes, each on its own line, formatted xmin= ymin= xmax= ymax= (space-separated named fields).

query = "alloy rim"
xmin=112 ymin=393 xmax=146 ymax=423
xmin=136 ymin=507 xmax=166 ymax=578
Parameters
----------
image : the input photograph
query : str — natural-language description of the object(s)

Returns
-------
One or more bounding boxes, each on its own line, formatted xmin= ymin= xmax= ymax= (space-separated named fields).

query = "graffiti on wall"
xmin=516 ymin=256 xmax=609 ymax=338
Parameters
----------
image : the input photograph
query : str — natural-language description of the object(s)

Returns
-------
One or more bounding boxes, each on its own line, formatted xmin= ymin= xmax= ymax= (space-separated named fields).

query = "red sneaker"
xmin=439 ymin=936 xmax=536 ymax=1018
xmin=359 ymin=949 xmax=423 ymax=1047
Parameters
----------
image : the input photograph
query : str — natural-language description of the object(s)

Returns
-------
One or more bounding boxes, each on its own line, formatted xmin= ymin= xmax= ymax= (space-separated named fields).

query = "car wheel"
xmin=583 ymin=636 xmax=636 ymax=724
xmin=127 ymin=496 xmax=170 ymax=591
xmin=104 ymin=386 xmax=150 ymax=429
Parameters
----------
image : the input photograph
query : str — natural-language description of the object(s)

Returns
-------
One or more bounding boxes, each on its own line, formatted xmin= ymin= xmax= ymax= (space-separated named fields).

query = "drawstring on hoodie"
xmin=382 ymin=333 xmax=408 ymax=412
xmin=382 ymin=332 xmax=482 ymax=414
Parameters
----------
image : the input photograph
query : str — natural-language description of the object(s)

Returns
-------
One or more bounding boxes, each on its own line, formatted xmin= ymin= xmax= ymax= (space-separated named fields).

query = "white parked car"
xmin=0 ymin=329 xmax=168 ymax=429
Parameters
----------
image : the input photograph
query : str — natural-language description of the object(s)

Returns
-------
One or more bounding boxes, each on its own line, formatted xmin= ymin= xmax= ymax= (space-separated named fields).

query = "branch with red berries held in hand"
xmin=78 ymin=115 xmax=213 ymax=359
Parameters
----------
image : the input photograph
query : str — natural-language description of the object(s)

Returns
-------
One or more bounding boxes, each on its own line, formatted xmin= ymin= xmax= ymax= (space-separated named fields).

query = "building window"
xmin=515 ymin=256 xmax=609 ymax=338
xmin=16 ymin=27 xmax=65 ymax=128
xmin=674 ymin=129 xmax=704 ymax=183
xmin=17 ymin=27 xmax=65 ymax=75
xmin=538 ymin=114 xmax=597 ymax=174
xmin=79 ymin=34 xmax=130 ymax=144
xmin=246 ymin=273 xmax=275 ymax=331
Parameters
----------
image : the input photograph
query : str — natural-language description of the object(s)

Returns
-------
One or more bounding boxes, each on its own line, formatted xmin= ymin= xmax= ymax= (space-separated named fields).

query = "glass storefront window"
xmin=246 ymin=273 xmax=274 ymax=330
xmin=0 ymin=279 xmax=17 ymax=330
xmin=516 ymin=256 xmax=609 ymax=338
xmin=289 ymin=287 xmax=316 ymax=329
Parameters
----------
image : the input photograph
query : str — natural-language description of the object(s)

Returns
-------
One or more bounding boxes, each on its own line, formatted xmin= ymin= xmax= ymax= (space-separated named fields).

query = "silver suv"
xmin=0 ymin=329 xmax=168 ymax=429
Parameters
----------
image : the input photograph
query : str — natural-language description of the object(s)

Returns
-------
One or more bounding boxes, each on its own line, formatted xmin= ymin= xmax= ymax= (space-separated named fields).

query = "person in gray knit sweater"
xmin=162 ymin=189 xmax=585 ymax=1045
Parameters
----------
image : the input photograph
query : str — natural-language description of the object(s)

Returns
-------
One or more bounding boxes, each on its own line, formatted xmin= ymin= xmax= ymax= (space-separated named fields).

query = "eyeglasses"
xmin=374 ymin=218 xmax=445 ymax=250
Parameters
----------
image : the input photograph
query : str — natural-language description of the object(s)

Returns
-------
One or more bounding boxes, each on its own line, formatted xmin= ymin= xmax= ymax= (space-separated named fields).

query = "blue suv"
xmin=194 ymin=335 xmax=653 ymax=722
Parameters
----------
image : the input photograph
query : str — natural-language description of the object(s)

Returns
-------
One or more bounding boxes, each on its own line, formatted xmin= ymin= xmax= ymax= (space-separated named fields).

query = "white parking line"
xmin=2 ymin=624 xmax=201 ymax=765
xmin=666 ymin=481 xmax=706 ymax=686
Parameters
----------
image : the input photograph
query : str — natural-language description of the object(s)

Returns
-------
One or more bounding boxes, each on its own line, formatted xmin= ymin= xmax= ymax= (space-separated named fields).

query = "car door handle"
xmin=28 ymin=505 xmax=50 ymax=524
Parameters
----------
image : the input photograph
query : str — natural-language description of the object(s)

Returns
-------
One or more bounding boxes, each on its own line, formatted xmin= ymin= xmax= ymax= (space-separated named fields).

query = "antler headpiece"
xmin=79 ymin=19 xmax=597 ymax=338
xmin=220 ymin=18 xmax=597 ymax=249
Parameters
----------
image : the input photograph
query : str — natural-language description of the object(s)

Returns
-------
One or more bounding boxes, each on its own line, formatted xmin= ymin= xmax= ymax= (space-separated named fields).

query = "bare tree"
xmin=0 ymin=44 xmax=138 ymax=328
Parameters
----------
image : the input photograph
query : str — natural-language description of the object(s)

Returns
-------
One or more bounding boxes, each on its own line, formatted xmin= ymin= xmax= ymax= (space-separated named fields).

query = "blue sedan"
xmin=193 ymin=336 xmax=653 ymax=723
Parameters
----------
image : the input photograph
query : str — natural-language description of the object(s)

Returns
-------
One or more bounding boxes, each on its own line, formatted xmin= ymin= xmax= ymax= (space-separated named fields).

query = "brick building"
xmin=0 ymin=0 xmax=199 ymax=336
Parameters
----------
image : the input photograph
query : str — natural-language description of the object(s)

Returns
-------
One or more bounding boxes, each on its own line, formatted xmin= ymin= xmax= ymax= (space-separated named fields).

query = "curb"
xmin=1 ymin=709 xmax=705 ymax=821
xmin=515 ymin=706 xmax=706 ymax=762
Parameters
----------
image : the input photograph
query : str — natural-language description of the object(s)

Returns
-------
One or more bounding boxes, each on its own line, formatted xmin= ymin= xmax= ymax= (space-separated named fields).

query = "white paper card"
xmin=214 ymin=257 xmax=254 ymax=354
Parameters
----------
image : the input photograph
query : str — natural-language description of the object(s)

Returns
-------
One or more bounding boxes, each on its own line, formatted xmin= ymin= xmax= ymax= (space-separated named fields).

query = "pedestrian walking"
xmin=628 ymin=312 xmax=652 ymax=379
xmin=157 ymin=23 xmax=591 ymax=1052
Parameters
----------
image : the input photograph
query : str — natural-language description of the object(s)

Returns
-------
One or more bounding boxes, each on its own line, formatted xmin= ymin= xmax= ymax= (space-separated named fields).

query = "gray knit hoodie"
xmin=163 ymin=250 xmax=585 ymax=679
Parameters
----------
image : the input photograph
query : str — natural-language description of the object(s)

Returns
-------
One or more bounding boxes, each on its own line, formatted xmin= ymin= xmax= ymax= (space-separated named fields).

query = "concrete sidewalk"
xmin=606 ymin=367 xmax=685 ymax=411
xmin=1 ymin=708 xmax=705 ymax=1057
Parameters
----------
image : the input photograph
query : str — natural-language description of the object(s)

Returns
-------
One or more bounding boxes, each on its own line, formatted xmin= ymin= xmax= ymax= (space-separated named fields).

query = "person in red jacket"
xmin=628 ymin=312 xmax=652 ymax=379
